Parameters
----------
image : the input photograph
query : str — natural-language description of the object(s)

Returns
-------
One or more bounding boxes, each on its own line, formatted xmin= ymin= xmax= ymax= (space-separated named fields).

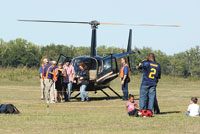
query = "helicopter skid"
xmin=71 ymin=86 xmax=122 ymax=100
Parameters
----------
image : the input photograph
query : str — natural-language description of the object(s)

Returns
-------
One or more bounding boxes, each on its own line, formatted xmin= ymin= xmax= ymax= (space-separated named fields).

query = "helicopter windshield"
xmin=72 ymin=57 xmax=97 ymax=71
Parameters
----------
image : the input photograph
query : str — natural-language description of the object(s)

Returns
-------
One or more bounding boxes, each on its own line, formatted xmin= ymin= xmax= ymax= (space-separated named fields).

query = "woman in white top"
xmin=186 ymin=97 xmax=200 ymax=117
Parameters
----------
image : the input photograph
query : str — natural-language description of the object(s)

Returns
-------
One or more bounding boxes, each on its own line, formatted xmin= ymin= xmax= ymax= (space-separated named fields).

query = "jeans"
xmin=122 ymin=81 xmax=128 ymax=100
xmin=80 ymin=84 xmax=88 ymax=101
xmin=67 ymin=82 xmax=72 ymax=101
xmin=139 ymin=85 xmax=156 ymax=111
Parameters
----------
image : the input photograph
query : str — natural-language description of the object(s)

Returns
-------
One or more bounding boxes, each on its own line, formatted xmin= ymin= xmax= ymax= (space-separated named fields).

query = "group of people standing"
xmin=40 ymin=52 xmax=161 ymax=114
xmin=39 ymin=59 xmax=89 ymax=103
xmin=120 ymin=53 xmax=161 ymax=114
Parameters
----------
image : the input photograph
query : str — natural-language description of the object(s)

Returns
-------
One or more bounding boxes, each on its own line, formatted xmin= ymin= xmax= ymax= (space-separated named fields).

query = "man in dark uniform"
xmin=136 ymin=53 xmax=161 ymax=113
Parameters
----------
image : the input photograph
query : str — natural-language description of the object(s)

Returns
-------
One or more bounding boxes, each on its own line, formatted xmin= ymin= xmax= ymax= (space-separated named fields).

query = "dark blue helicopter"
xmin=18 ymin=19 xmax=179 ymax=99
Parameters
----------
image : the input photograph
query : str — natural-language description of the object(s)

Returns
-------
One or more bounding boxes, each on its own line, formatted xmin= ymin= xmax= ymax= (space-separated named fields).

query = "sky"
xmin=0 ymin=0 xmax=200 ymax=55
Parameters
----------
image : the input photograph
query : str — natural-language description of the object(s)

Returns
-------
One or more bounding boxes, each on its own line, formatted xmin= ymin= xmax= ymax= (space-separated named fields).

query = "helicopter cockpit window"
xmin=72 ymin=57 xmax=97 ymax=71
xmin=103 ymin=56 xmax=112 ymax=70
xmin=57 ymin=55 xmax=71 ymax=65
xmin=97 ymin=60 xmax=103 ymax=74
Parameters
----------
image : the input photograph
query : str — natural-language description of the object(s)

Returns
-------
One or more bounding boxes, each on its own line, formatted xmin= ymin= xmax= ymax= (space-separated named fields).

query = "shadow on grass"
xmin=158 ymin=111 xmax=181 ymax=115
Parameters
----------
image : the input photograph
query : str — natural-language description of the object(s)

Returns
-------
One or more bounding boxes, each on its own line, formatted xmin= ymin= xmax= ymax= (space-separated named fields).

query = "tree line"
xmin=0 ymin=38 xmax=199 ymax=78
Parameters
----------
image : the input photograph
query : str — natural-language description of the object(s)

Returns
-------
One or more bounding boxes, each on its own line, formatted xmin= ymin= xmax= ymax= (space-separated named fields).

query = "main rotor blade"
xmin=18 ymin=19 xmax=180 ymax=27
xmin=100 ymin=22 xmax=180 ymax=27
xmin=18 ymin=19 xmax=89 ymax=24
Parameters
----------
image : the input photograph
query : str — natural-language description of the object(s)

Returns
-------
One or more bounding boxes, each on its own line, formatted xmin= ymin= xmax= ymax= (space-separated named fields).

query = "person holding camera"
xmin=78 ymin=63 xmax=89 ymax=102
xmin=55 ymin=63 xmax=66 ymax=102
xmin=120 ymin=57 xmax=130 ymax=100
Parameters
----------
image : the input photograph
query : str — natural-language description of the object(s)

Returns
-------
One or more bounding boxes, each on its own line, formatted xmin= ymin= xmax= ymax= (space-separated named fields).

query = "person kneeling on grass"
xmin=126 ymin=94 xmax=139 ymax=116
xmin=186 ymin=97 xmax=200 ymax=117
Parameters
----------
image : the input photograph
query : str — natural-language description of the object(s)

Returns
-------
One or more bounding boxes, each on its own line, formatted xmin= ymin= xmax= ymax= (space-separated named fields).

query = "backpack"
xmin=0 ymin=104 xmax=20 ymax=114
xmin=138 ymin=109 xmax=153 ymax=117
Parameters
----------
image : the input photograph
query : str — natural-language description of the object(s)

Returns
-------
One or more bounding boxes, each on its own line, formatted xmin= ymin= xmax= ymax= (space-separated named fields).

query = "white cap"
xmin=43 ymin=58 xmax=49 ymax=63
xmin=51 ymin=61 xmax=57 ymax=65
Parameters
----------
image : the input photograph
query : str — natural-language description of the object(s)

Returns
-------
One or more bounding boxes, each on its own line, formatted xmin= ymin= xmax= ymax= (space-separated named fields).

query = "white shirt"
xmin=187 ymin=104 xmax=200 ymax=116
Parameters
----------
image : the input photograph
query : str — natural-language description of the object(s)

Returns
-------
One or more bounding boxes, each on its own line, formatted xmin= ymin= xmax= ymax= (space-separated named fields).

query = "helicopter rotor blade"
xmin=100 ymin=22 xmax=180 ymax=27
xmin=18 ymin=19 xmax=90 ymax=24
xmin=18 ymin=19 xmax=180 ymax=27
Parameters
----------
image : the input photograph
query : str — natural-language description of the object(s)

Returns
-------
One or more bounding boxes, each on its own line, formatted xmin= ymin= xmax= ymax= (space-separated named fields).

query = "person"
xmin=63 ymin=60 xmax=75 ymax=102
xmin=186 ymin=97 xmax=200 ymax=117
xmin=136 ymin=53 xmax=161 ymax=113
xmin=51 ymin=61 xmax=57 ymax=102
xmin=43 ymin=62 xmax=57 ymax=104
xmin=120 ymin=58 xmax=130 ymax=100
xmin=126 ymin=94 xmax=139 ymax=116
xmin=54 ymin=63 xmax=66 ymax=102
xmin=78 ymin=63 xmax=89 ymax=102
xmin=39 ymin=58 xmax=49 ymax=100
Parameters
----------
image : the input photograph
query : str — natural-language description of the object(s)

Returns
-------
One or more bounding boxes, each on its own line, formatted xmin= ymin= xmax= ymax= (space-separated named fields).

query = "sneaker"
xmin=86 ymin=97 xmax=90 ymax=102
xmin=50 ymin=101 xmax=55 ymax=104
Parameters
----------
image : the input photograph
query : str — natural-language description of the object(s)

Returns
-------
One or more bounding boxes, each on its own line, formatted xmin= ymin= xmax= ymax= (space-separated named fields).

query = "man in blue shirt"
xmin=39 ymin=58 xmax=49 ymax=100
xmin=42 ymin=61 xmax=55 ymax=104
xmin=136 ymin=53 xmax=161 ymax=113
xmin=120 ymin=58 xmax=130 ymax=100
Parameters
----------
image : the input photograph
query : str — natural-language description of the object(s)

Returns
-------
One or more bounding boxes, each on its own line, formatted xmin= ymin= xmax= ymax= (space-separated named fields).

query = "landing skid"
xmin=100 ymin=86 xmax=122 ymax=99
xmin=71 ymin=86 xmax=122 ymax=100
xmin=107 ymin=86 xmax=122 ymax=99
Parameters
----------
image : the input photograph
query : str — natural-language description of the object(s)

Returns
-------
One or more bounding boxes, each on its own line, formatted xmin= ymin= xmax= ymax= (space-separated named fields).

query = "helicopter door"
xmin=57 ymin=54 xmax=71 ymax=65
xmin=96 ymin=55 xmax=118 ymax=82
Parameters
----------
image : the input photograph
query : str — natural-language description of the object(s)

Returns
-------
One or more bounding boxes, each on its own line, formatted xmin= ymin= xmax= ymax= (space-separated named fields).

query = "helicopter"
xmin=18 ymin=19 xmax=180 ymax=99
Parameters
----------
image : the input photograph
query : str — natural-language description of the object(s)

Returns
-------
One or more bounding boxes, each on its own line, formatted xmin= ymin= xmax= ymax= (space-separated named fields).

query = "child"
xmin=126 ymin=94 xmax=139 ymax=116
xmin=186 ymin=97 xmax=200 ymax=117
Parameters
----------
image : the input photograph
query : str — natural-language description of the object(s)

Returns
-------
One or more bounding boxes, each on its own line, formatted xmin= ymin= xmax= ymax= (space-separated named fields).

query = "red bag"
xmin=138 ymin=109 xmax=153 ymax=117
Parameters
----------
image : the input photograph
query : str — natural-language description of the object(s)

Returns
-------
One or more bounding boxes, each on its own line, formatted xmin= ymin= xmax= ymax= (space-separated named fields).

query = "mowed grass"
xmin=0 ymin=74 xmax=200 ymax=134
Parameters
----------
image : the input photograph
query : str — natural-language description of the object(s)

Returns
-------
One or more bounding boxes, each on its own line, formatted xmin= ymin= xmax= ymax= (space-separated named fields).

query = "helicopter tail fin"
xmin=127 ymin=29 xmax=132 ymax=52
xmin=127 ymin=29 xmax=132 ymax=72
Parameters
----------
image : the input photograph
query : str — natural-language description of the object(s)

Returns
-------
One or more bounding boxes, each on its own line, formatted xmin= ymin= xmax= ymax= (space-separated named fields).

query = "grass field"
xmin=0 ymin=74 xmax=200 ymax=134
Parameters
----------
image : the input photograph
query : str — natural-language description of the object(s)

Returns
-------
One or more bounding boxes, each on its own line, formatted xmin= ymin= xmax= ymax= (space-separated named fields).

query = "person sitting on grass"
xmin=126 ymin=94 xmax=139 ymax=116
xmin=186 ymin=97 xmax=200 ymax=117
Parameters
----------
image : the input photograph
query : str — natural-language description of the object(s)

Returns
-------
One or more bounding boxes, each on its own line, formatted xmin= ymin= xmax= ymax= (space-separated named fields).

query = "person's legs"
xmin=54 ymin=90 xmax=58 ymax=102
xmin=147 ymin=86 xmax=156 ymax=111
xmin=154 ymin=95 xmax=160 ymax=114
xmin=139 ymin=85 xmax=149 ymax=110
xmin=80 ymin=85 xmax=88 ymax=101
xmin=67 ymin=82 xmax=72 ymax=101
xmin=123 ymin=82 xmax=128 ymax=100
xmin=80 ymin=85 xmax=85 ymax=101
xmin=84 ymin=86 xmax=89 ymax=101
xmin=50 ymin=81 xmax=55 ymax=103
xmin=44 ymin=79 xmax=53 ymax=103
xmin=128 ymin=109 xmax=139 ymax=117
xmin=122 ymin=82 xmax=128 ymax=100
xmin=62 ymin=83 xmax=67 ymax=101
xmin=40 ymin=79 xmax=45 ymax=99
xmin=185 ymin=112 xmax=189 ymax=116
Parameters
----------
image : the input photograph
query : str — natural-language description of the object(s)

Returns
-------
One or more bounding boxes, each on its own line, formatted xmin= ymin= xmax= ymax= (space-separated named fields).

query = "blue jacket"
xmin=137 ymin=60 xmax=161 ymax=86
